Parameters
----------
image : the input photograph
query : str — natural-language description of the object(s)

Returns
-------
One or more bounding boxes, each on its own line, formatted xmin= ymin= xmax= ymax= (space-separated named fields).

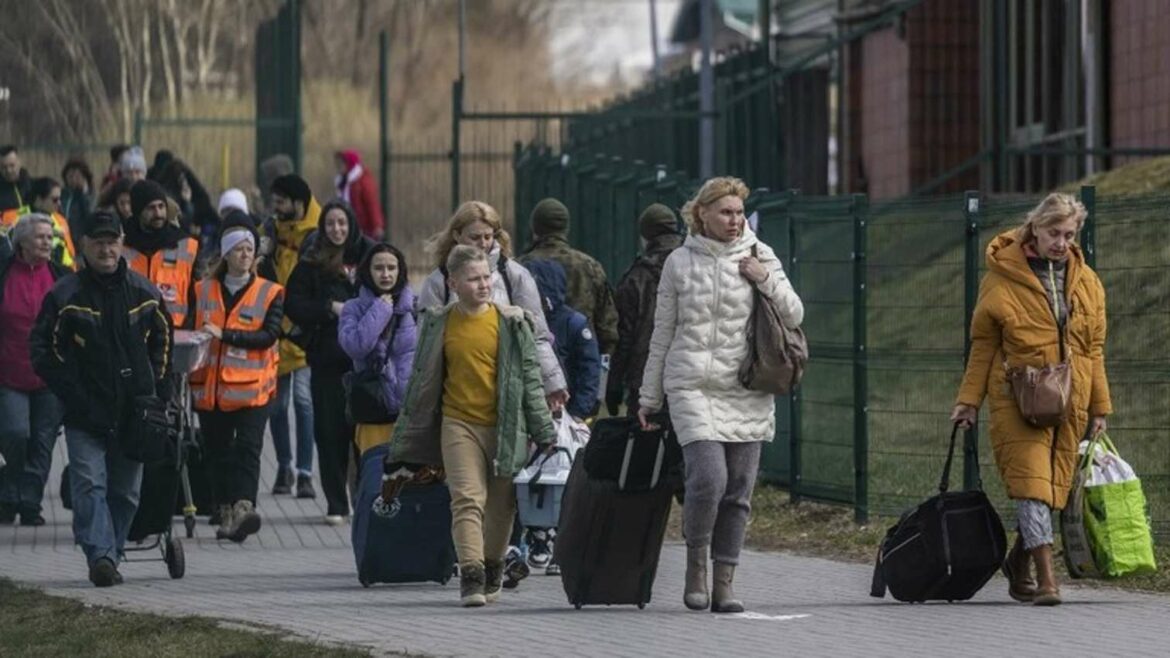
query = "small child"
xmin=521 ymin=259 xmax=601 ymax=574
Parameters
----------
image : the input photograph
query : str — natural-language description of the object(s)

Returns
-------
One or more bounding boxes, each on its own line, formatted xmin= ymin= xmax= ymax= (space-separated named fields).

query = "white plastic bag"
xmin=1078 ymin=439 xmax=1138 ymax=486
xmin=514 ymin=416 xmax=589 ymax=486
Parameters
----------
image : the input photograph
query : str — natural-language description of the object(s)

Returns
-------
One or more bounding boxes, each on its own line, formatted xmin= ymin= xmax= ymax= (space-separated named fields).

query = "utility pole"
xmin=452 ymin=0 xmax=467 ymax=211
xmin=649 ymin=0 xmax=662 ymax=81
xmin=699 ymin=0 xmax=715 ymax=179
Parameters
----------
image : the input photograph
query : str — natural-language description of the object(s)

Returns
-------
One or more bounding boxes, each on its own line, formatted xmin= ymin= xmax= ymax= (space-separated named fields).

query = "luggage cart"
xmin=123 ymin=330 xmax=211 ymax=579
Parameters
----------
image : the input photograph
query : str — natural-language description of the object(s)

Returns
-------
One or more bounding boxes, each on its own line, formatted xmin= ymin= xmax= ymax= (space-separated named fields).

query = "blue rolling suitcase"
xmin=352 ymin=443 xmax=457 ymax=587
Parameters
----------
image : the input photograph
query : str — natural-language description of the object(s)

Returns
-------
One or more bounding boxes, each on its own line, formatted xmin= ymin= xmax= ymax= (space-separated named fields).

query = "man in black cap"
xmin=265 ymin=174 xmax=320 ymax=498
xmin=122 ymin=179 xmax=201 ymax=329
xmin=30 ymin=210 xmax=173 ymax=587
xmin=606 ymin=203 xmax=684 ymax=416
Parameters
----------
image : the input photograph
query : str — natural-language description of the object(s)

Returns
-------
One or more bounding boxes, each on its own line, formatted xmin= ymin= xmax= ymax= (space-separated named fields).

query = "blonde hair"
xmin=425 ymin=201 xmax=512 ymax=269
xmin=1016 ymin=193 xmax=1086 ymax=244
xmin=445 ymin=244 xmax=489 ymax=278
xmin=680 ymin=176 xmax=750 ymax=236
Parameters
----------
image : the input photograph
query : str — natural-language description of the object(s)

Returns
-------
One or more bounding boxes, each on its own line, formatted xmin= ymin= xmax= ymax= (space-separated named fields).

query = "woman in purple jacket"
xmin=339 ymin=242 xmax=417 ymax=452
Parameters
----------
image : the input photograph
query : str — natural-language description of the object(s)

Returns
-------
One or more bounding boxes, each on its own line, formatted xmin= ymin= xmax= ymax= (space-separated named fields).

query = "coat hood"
xmin=526 ymin=258 xmax=568 ymax=313
xmin=337 ymin=149 xmax=362 ymax=172
xmin=985 ymin=229 xmax=1085 ymax=297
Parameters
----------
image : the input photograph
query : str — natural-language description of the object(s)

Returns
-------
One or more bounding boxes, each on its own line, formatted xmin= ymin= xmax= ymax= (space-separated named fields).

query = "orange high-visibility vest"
xmin=123 ymin=237 xmax=198 ymax=326
xmin=189 ymin=276 xmax=282 ymax=412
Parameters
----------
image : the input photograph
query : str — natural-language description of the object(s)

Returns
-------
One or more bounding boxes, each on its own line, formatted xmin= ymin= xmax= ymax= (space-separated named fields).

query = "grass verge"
xmin=669 ymin=483 xmax=1170 ymax=594
xmin=0 ymin=578 xmax=375 ymax=658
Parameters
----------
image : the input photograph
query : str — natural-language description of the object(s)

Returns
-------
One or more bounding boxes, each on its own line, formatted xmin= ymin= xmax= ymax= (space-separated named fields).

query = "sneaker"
xmin=226 ymin=500 xmax=261 ymax=542
xmin=272 ymin=465 xmax=294 ymax=495
xmin=545 ymin=561 xmax=561 ymax=576
xmin=324 ymin=514 xmax=345 ymax=527
xmin=484 ymin=559 xmax=504 ymax=602
xmin=295 ymin=474 xmax=316 ymax=499
xmin=19 ymin=510 xmax=45 ymax=527
xmin=526 ymin=529 xmax=552 ymax=570
xmin=89 ymin=557 xmax=118 ymax=587
xmin=460 ymin=563 xmax=487 ymax=607
xmin=502 ymin=546 xmax=529 ymax=590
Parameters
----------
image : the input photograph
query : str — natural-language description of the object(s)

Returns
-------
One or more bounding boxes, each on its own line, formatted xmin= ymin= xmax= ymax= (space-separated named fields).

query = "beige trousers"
xmin=440 ymin=417 xmax=515 ymax=568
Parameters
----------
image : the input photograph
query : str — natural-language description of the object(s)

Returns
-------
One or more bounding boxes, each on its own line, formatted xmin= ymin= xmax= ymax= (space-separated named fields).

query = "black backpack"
xmin=870 ymin=424 xmax=1007 ymax=603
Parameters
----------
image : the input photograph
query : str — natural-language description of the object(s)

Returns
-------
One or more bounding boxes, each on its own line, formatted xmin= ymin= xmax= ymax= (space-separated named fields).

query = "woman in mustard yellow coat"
xmin=951 ymin=193 xmax=1111 ymax=607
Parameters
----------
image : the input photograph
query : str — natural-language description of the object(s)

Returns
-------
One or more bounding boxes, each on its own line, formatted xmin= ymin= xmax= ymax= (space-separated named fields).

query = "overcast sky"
xmin=550 ymin=0 xmax=683 ymax=84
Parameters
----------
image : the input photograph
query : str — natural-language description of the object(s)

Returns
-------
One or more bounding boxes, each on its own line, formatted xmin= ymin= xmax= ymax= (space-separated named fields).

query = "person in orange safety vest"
xmin=122 ymin=180 xmax=201 ymax=328
xmin=190 ymin=221 xmax=283 ymax=544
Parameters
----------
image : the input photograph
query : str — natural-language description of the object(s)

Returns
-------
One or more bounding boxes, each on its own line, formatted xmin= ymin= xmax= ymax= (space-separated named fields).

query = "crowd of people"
xmin=0 ymin=141 xmax=1108 ymax=610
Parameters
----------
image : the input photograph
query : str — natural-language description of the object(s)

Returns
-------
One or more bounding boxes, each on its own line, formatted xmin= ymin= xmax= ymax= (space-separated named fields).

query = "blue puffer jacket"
xmin=526 ymin=259 xmax=600 ymax=419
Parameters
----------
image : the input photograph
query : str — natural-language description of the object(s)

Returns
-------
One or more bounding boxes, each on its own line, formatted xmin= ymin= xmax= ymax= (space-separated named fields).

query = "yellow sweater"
xmin=443 ymin=305 xmax=499 ymax=426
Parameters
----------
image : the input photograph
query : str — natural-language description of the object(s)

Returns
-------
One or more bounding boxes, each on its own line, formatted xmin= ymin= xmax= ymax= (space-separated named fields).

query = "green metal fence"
xmin=515 ymin=147 xmax=1170 ymax=537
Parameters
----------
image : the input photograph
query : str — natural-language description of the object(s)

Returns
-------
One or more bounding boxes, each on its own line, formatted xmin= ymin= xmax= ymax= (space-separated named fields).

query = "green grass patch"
xmin=0 ymin=579 xmax=375 ymax=658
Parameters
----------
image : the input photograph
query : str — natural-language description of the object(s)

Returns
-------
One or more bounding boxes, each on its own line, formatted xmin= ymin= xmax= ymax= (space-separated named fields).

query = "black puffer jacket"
xmin=284 ymin=201 xmax=373 ymax=375
xmin=30 ymin=259 xmax=173 ymax=440
xmin=607 ymin=232 xmax=684 ymax=412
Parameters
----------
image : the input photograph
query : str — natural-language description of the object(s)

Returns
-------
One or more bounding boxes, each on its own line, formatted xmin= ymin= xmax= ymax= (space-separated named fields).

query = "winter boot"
xmin=1002 ymin=534 xmax=1036 ymax=602
xmin=1030 ymin=544 xmax=1062 ymax=606
xmin=710 ymin=562 xmax=744 ymax=613
xmin=460 ymin=562 xmax=487 ymax=607
xmin=484 ymin=559 xmax=504 ymax=603
xmin=226 ymin=500 xmax=261 ymax=543
xmin=684 ymin=545 xmax=710 ymax=610
xmin=214 ymin=505 xmax=235 ymax=541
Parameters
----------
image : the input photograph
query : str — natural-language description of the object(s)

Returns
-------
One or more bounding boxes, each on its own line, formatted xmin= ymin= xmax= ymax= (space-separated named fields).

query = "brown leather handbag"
xmin=738 ymin=245 xmax=808 ymax=395
xmin=1006 ymin=321 xmax=1071 ymax=427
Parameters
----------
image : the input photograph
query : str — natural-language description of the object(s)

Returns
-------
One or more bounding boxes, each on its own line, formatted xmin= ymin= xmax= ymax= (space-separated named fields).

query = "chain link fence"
xmin=516 ymin=147 xmax=1170 ymax=537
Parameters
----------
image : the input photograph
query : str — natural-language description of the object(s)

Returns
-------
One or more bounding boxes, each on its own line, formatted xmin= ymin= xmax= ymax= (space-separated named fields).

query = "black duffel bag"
xmin=870 ymin=423 xmax=1007 ymax=603
xmin=123 ymin=395 xmax=181 ymax=464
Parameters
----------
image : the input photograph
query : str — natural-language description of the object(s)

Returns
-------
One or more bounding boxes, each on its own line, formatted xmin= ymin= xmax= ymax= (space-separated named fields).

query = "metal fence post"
xmin=787 ymin=189 xmax=802 ymax=504
xmin=852 ymin=193 xmax=869 ymax=524
xmin=962 ymin=191 xmax=982 ymax=491
xmin=450 ymin=77 xmax=463 ymax=212
xmin=1080 ymin=185 xmax=1096 ymax=269
xmin=379 ymin=30 xmax=391 ymax=240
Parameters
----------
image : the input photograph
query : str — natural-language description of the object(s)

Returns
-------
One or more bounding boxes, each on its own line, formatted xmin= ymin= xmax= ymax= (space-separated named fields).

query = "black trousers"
xmin=198 ymin=405 xmax=269 ymax=508
xmin=311 ymin=372 xmax=354 ymax=516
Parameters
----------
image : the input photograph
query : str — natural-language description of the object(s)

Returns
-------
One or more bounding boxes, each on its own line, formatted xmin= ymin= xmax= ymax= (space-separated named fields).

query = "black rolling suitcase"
xmin=555 ymin=416 xmax=678 ymax=609
xmin=870 ymin=424 xmax=1007 ymax=603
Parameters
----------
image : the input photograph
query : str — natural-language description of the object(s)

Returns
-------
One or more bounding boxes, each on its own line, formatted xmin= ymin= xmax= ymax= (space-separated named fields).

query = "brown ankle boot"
xmin=1030 ymin=544 xmax=1062 ymax=606
xmin=1002 ymin=534 xmax=1036 ymax=602
xmin=683 ymin=545 xmax=709 ymax=610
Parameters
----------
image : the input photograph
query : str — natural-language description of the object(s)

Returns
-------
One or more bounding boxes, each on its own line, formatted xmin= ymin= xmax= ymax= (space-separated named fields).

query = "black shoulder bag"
xmin=343 ymin=313 xmax=401 ymax=425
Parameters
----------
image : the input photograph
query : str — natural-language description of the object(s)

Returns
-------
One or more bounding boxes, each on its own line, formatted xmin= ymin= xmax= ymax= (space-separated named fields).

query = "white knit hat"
xmin=218 ymin=188 xmax=248 ymax=215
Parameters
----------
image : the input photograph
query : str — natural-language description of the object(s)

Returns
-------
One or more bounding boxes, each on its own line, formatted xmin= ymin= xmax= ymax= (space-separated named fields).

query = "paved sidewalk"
xmin=3 ymin=437 xmax=1169 ymax=657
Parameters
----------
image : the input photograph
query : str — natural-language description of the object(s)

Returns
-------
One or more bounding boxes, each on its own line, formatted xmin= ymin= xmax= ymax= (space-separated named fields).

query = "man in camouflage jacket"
xmin=519 ymin=198 xmax=619 ymax=355
xmin=605 ymin=203 xmax=684 ymax=415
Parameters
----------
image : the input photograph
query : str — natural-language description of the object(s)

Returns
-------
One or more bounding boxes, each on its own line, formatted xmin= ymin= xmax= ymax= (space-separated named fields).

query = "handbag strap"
xmin=939 ymin=423 xmax=961 ymax=494
xmin=363 ymin=312 xmax=400 ymax=373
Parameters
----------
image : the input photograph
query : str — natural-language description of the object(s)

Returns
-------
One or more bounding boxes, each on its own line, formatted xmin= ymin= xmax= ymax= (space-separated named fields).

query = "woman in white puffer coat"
xmin=638 ymin=177 xmax=803 ymax=613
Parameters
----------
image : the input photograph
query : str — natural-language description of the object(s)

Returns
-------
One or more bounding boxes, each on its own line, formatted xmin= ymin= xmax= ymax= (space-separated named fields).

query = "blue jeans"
xmin=65 ymin=426 xmax=143 ymax=566
xmin=269 ymin=367 xmax=314 ymax=475
xmin=0 ymin=387 xmax=64 ymax=515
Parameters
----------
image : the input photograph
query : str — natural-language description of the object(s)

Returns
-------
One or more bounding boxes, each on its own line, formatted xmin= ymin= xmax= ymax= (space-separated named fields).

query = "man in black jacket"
xmin=0 ymin=145 xmax=32 ymax=214
xmin=30 ymin=210 xmax=173 ymax=587
xmin=606 ymin=203 xmax=684 ymax=415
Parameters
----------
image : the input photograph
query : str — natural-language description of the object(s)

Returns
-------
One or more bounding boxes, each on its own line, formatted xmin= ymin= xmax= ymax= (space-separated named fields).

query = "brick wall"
xmin=846 ymin=1 xmax=980 ymax=199
xmin=1110 ymin=0 xmax=1170 ymax=150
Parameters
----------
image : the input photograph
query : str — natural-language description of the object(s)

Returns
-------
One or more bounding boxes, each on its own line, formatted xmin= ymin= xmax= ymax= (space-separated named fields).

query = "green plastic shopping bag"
xmin=1080 ymin=433 xmax=1157 ymax=578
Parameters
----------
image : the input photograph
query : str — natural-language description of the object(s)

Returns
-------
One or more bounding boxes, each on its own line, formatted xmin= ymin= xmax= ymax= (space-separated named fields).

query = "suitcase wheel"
xmin=574 ymin=603 xmax=582 ymax=610
xmin=360 ymin=578 xmax=371 ymax=588
xmin=165 ymin=537 xmax=185 ymax=579
xmin=638 ymin=603 xmax=645 ymax=610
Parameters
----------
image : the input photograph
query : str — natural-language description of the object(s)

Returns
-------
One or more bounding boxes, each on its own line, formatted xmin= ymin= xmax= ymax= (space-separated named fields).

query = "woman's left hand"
xmin=1090 ymin=415 xmax=1108 ymax=437
xmin=203 ymin=323 xmax=223 ymax=339
xmin=739 ymin=257 xmax=768 ymax=284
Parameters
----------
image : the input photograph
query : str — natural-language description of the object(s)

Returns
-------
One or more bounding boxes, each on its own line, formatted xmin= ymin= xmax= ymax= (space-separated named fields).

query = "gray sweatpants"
xmin=682 ymin=440 xmax=763 ymax=565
